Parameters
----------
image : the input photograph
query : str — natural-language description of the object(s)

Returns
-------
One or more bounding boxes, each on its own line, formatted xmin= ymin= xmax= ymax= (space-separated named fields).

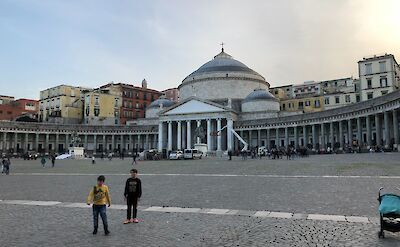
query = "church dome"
xmin=242 ymin=89 xmax=280 ymax=113
xmin=148 ymin=96 xmax=174 ymax=109
xmin=179 ymin=48 xmax=270 ymax=102
xmin=186 ymin=49 xmax=263 ymax=78
xmin=243 ymin=88 xmax=278 ymax=103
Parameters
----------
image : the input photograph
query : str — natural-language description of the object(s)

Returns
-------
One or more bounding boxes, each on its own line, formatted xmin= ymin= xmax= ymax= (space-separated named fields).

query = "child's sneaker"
xmin=123 ymin=220 xmax=130 ymax=224
xmin=105 ymin=230 xmax=110 ymax=235
xmin=133 ymin=218 xmax=139 ymax=223
xmin=129 ymin=218 xmax=134 ymax=223
xmin=92 ymin=229 xmax=97 ymax=235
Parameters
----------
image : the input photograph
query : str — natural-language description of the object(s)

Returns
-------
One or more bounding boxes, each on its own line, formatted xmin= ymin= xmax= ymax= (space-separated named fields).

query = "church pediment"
xmin=161 ymin=98 xmax=229 ymax=116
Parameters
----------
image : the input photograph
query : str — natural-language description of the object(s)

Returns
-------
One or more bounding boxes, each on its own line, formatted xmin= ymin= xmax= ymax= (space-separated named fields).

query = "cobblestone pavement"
xmin=0 ymin=203 xmax=399 ymax=247
xmin=1 ymin=153 xmax=400 ymax=246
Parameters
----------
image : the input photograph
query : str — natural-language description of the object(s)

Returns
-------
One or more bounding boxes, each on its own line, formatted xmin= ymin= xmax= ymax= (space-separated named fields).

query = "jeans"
xmin=93 ymin=205 xmax=108 ymax=231
xmin=127 ymin=196 xmax=138 ymax=220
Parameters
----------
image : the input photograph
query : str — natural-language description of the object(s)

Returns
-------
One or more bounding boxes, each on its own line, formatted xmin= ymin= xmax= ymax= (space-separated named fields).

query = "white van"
xmin=184 ymin=149 xmax=203 ymax=159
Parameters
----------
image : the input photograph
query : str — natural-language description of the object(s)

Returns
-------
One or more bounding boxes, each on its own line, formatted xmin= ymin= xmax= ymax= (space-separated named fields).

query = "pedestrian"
xmin=41 ymin=156 xmax=46 ymax=168
xmin=132 ymin=153 xmax=137 ymax=165
xmin=87 ymin=175 xmax=111 ymax=235
xmin=3 ymin=157 xmax=10 ymax=175
xmin=123 ymin=169 xmax=142 ymax=224
xmin=228 ymin=150 xmax=232 ymax=161
xmin=92 ymin=156 xmax=96 ymax=165
xmin=51 ymin=155 xmax=55 ymax=168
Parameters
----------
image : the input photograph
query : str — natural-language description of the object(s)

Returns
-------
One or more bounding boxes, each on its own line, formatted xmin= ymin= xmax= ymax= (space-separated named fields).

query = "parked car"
xmin=169 ymin=151 xmax=184 ymax=160
xmin=184 ymin=149 xmax=203 ymax=159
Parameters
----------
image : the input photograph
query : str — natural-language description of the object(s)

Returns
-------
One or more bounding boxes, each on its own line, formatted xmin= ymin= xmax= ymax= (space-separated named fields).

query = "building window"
xmin=136 ymin=112 xmax=140 ymax=118
xmin=95 ymin=97 xmax=99 ymax=105
xmin=380 ymin=77 xmax=387 ymax=87
xmin=381 ymin=90 xmax=388 ymax=95
xmin=324 ymin=97 xmax=330 ymax=105
xmin=367 ymin=79 xmax=372 ymax=89
xmin=335 ymin=96 xmax=340 ymax=104
xmin=314 ymin=100 xmax=320 ymax=108
xmin=143 ymin=93 xmax=147 ymax=100
xmin=94 ymin=108 xmax=100 ymax=116
xmin=305 ymin=100 xmax=310 ymax=106
xmin=356 ymin=94 xmax=361 ymax=102
xmin=282 ymin=103 xmax=286 ymax=110
xmin=379 ymin=61 xmax=386 ymax=72
xmin=114 ymin=98 xmax=119 ymax=107
xmin=367 ymin=92 xmax=373 ymax=99
xmin=85 ymin=107 xmax=89 ymax=116
xmin=136 ymin=103 xmax=140 ymax=109
xmin=345 ymin=95 xmax=350 ymax=103
xmin=298 ymin=102 xmax=304 ymax=109
xmin=365 ymin=63 xmax=372 ymax=75
xmin=354 ymin=84 xmax=358 ymax=91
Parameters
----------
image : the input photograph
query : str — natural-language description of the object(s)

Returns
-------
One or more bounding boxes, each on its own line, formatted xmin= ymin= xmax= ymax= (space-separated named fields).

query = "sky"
xmin=0 ymin=0 xmax=399 ymax=100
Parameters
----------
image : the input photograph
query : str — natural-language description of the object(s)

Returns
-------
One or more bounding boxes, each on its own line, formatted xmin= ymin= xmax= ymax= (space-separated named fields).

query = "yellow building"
xmin=280 ymin=96 xmax=324 ymax=113
xmin=39 ymin=85 xmax=90 ymax=124
xmin=84 ymin=84 xmax=122 ymax=125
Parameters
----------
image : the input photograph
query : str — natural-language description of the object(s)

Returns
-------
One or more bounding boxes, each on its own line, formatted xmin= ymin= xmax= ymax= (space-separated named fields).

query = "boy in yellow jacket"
xmin=87 ymin=175 xmax=111 ymax=235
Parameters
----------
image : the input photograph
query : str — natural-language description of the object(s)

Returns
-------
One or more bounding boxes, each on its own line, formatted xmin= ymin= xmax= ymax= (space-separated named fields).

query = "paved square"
xmin=1 ymin=153 xmax=400 ymax=246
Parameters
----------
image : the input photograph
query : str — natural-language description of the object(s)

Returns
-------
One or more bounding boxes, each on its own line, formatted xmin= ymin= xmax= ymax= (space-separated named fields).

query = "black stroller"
xmin=377 ymin=187 xmax=400 ymax=238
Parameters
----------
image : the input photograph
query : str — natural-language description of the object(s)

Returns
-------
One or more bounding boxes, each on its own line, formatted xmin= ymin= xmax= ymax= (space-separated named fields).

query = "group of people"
xmin=1 ymin=157 xmax=11 ymax=175
xmin=86 ymin=168 xmax=142 ymax=235
xmin=40 ymin=155 xmax=56 ymax=168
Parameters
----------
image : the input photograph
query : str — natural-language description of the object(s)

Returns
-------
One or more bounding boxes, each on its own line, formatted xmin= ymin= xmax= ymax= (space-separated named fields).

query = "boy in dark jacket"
xmin=123 ymin=169 xmax=142 ymax=224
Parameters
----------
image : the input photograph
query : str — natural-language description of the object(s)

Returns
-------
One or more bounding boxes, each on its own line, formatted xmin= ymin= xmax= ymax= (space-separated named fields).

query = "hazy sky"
xmin=1 ymin=0 xmax=399 ymax=100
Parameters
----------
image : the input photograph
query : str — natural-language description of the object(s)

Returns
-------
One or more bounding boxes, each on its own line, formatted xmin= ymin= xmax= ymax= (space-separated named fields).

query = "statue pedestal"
xmin=69 ymin=147 xmax=85 ymax=159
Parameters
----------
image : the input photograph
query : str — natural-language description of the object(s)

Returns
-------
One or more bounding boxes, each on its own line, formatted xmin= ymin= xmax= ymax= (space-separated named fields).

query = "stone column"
xmin=303 ymin=125 xmax=307 ymax=147
xmin=375 ymin=114 xmax=382 ymax=146
xmin=138 ymin=135 xmax=142 ymax=150
xmin=24 ymin=133 xmax=29 ymax=152
xmin=249 ymin=130 xmax=253 ymax=147
xmin=312 ymin=124 xmax=317 ymax=150
xmin=227 ymin=119 xmax=233 ymax=151
xmin=366 ymin=115 xmax=371 ymax=146
xmin=338 ymin=121 xmax=343 ymax=149
xmin=158 ymin=122 xmax=163 ymax=151
xmin=187 ymin=120 xmax=191 ymax=149
xmin=93 ymin=134 xmax=97 ymax=154
xmin=266 ymin=129 xmax=270 ymax=149
xmin=45 ymin=133 xmax=49 ymax=153
xmin=347 ymin=119 xmax=352 ymax=145
xmin=55 ymin=133 xmax=59 ymax=153
xmin=294 ymin=126 xmax=298 ymax=148
xmin=196 ymin=120 xmax=201 ymax=144
xmin=145 ymin=134 xmax=149 ymax=150
xmin=257 ymin=129 xmax=261 ymax=147
xmin=84 ymin=135 xmax=88 ymax=150
xmin=384 ymin=111 xmax=390 ymax=148
xmin=217 ymin=119 xmax=222 ymax=151
xmin=207 ymin=119 xmax=211 ymax=151
xmin=2 ymin=132 xmax=7 ymax=152
xmin=102 ymin=135 xmax=106 ymax=151
xmin=35 ymin=133 xmax=39 ymax=152
xmin=13 ymin=132 xmax=18 ymax=153
xmin=284 ymin=127 xmax=289 ymax=147
xmin=321 ymin=123 xmax=325 ymax=150
xmin=120 ymin=134 xmax=124 ymax=151
xmin=329 ymin=122 xmax=334 ymax=147
xmin=357 ymin=117 xmax=362 ymax=146
xmin=111 ymin=135 xmax=115 ymax=151
xmin=275 ymin=128 xmax=279 ymax=147
xmin=393 ymin=110 xmax=399 ymax=145
xmin=177 ymin=121 xmax=182 ymax=150
xmin=167 ymin=121 xmax=173 ymax=151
